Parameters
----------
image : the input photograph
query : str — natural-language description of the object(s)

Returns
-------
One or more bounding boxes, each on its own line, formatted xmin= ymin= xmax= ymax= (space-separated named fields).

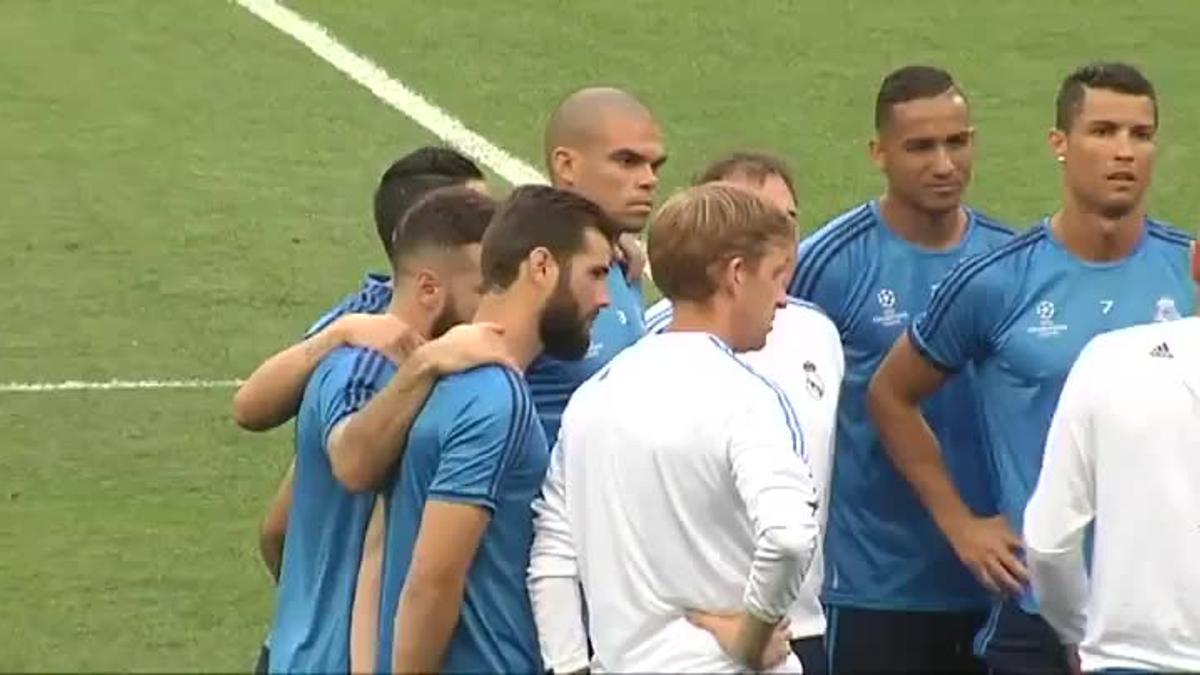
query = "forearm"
xmin=330 ymin=351 xmax=438 ymax=491
xmin=1027 ymin=545 xmax=1089 ymax=645
xmin=744 ymin=501 xmax=818 ymax=623
xmin=234 ymin=330 xmax=341 ymax=431
xmin=259 ymin=464 xmax=295 ymax=582
xmin=350 ymin=498 xmax=385 ymax=673
xmin=529 ymin=576 xmax=589 ymax=673
xmin=392 ymin=581 xmax=466 ymax=673
xmin=259 ymin=529 xmax=285 ymax=583
xmin=870 ymin=390 xmax=976 ymax=536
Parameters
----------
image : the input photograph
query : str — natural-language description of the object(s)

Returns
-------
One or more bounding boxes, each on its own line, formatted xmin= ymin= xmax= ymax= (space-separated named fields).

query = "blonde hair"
xmin=648 ymin=183 xmax=795 ymax=302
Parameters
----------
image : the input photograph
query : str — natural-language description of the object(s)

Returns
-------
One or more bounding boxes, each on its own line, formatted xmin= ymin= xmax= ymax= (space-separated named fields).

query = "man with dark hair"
xmin=375 ymin=185 xmax=619 ymax=674
xmin=233 ymin=146 xmax=489 ymax=432
xmin=789 ymin=65 xmax=1014 ymax=673
xmin=640 ymin=151 xmax=840 ymax=673
xmin=267 ymin=186 xmax=516 ymax=674
xmin=870 ymin=61 xmax=1195 ymax=675
xmin=531 ymin=184 xmax=814 ymax=673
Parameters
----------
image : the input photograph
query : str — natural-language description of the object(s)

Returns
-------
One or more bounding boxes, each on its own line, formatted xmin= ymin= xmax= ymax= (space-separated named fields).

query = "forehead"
xmin=575 ymin=227 xmax=615 ymax=262
xmin=589 ymin=111 xmax=664 ymax=156
xmin=884 ymin=91 xmax=970 ymax=137
xmin=1074 ymin=87 xmax=1156 ymax=126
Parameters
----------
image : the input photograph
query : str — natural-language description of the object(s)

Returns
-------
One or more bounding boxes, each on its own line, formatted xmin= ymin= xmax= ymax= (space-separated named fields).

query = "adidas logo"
xmin=1149 ymin=342 xmax=1174 ymax=359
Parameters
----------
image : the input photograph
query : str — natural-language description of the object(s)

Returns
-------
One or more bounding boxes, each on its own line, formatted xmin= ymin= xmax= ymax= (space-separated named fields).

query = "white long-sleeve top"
xmin=530 ymin=331 xmax=820 ymax=673
xmin=1024 ymin=316 xmax=1200 ymax=673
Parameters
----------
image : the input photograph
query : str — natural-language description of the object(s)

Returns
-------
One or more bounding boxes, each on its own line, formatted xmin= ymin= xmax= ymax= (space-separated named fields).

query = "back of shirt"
xmin=526 ymin=264 xmax=644 ymax=442
xmin=304 ymin=272 xmax=393 ymax=338
xmin=790 ymin=201 xmax=1012 ymax=611
xmin=1026 ymin=317 xmax=1200 ymax=672
xmin=376 ymin=365 xmax=548 ymax=674
xmin=644 ymin=298 xmax=844 ymax=639
xmin=269 ymin=346 xmax=394 ymax=673
xmin=911 ymin=219 xmax=1195 ymax=611
xmin=559 ymin=332 xmax=816 ymax=673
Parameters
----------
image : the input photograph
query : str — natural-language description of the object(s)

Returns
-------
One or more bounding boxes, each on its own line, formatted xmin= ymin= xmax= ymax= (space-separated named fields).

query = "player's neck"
xmin=386 ymin=297 xmax=436 ymax=341
xmin=1051 ymin=200 xmax=1146 ymax=263
xmin=472 ymin=294 xmax=540 ymax=371
xmin=878 ymin=194 xmax=968 ymax=251
xmin=668 ymin=300 xmax=738 ymax=349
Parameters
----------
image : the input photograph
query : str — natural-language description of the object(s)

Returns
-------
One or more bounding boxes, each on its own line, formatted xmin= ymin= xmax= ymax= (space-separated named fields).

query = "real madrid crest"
xmin=803 ymin=361 xmax=825 ymax=399
xmin=1154 ymin=296 xmax=1181 ymax=322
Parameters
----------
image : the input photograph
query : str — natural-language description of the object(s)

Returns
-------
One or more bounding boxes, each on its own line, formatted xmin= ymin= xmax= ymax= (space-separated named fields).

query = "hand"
xmin=416 ymin=323 xmax=518 ymax=375
xmin=1064 ymin=644 xmax=1082 ymax=675
xmin=947 ymin=514 xmax=1029 ymax=595
xmin=332 ymin=313 xmax=425 ymax=364
xmin=686 ymin=610 xmax=792 ymax=671
xmin=616 ymin=232 xmax=647 ymax=283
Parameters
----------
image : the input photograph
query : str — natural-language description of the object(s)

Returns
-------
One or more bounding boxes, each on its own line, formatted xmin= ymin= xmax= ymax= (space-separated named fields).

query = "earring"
xmin=1056 ymin=155 xmax=1065 ymax=163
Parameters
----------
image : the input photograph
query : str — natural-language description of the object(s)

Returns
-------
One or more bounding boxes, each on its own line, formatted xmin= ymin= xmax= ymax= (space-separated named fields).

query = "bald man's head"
xmin=543 ymin=86 xmax=666 ymax=231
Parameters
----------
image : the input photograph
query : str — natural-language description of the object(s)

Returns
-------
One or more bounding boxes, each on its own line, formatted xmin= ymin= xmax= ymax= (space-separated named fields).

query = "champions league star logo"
xmin=872 ymin=288 xmax=908 ymax=328
xmin=1028 ymin=299 xmax=1068 ymax=338
xmin=1036 ymin=300 xmax=1056 ymax=321
xmin=877 ymin=289 xmax=897 ymax=309
xmin=803 ymin=361 xmax=825 ymax=399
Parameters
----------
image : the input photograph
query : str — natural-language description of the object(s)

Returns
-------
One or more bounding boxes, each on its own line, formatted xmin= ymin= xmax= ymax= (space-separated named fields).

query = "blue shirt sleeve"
xmin=788 ymin=233 xmax=856 ymax=334
xmin=316 ymin=348 xmax=397 ymax=449
xmin=908 ymin=256 xmax=1006 ymax=372
xmin=428 ymin=368 xmax=535 ymax=511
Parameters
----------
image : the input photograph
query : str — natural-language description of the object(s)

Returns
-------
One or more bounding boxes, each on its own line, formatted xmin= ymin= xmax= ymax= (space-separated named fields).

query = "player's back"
xmin=559 ymin=331 xmax=808 ymax=673
xmin=1071 ymin=318 xmax=1200 ymax=671
xmin=526 ymin=264 xmax=643 ymax=441
xmin=376 ymin=365 xmax=547 ymax=674
xmin=911 ymin=218 xmax=1195 ymax=611
xmin=305 ymin=272 xmax=392 ymax=337
xmin=269 ymin=347 xmax=388 ymax=672
xmin=643 ymin=298 xmax=844 ymax=640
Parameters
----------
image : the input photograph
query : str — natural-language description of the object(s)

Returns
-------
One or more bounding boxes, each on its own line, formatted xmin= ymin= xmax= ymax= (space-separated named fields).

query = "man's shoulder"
xmin=437 ymin=365 xmax=533 ymax=420
xmin=314 ymin=345 xmax=394 ymax=388
xmin=1083 ymin=317 xmax=1200 ymax=363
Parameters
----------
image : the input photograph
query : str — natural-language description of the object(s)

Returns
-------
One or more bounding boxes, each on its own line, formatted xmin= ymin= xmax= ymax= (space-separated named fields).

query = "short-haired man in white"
xmin=1024 ymin=242 xmax=1200 ymax=674
xmin=643 ymin=152 xmax=844 ymax=674
xmin=529 ymin=183 xmax=820 ymax=673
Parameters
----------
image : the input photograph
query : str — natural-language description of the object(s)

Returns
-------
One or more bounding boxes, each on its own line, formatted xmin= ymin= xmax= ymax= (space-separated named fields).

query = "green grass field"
xmin=2 ymin=0 xmax=1197 ymax=670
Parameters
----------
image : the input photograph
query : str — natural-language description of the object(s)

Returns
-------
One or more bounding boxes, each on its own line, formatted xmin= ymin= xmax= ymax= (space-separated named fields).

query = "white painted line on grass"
xmin=0 ymin=379 xmax=243 ymax=393
xmin=233 ymin=0 xmax=548 ymax=187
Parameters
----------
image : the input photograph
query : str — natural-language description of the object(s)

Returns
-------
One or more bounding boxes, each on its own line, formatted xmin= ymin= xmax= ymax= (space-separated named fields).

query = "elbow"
xmin=865 ymin=373 xmax=891 ymax=425
xmin=329 ymin=442 xmax=378 ymax=493
xmin=232 ymin=387 xmax=270 ymax=432
xmin=762 ymin=522 xmax=818 ymax=572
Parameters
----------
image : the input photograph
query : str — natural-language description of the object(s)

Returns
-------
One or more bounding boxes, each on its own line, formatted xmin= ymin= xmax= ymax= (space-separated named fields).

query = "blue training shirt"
xmin=376 ymin=365 xmax=548 ymax=674
xmin=790 ymin=200 xmax=1014 ymax=612
xmin=910 ymin=217 xmax=1195 ymax=612
xmin=268 ymin=346 xmax=396 ymax=672
xmin=525 ymin=263 xmax=645 ymax=442
xmin=305 ymin=272 xmax=393 ymax=338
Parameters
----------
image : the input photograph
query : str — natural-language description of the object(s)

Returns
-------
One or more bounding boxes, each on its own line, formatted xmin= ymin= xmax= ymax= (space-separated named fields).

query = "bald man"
xmin=527 ymin=86 xmax=668 ymax=442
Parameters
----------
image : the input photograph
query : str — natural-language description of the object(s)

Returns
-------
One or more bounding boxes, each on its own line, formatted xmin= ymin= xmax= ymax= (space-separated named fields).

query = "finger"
xmin=986 ymin=557 xmax=1025 ymax=595
xmin=995 ymin=549 xmax=1030 ymax=584
xmin=973 ymin=562 xmax=1001 ymax=595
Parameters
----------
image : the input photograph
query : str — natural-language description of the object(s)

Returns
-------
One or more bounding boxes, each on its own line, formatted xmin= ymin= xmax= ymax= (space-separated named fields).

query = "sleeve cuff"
xmin=427 ymin=491 xmax=497 ymax=514
xmin=907 ymin=324 xmax=960 ymax=374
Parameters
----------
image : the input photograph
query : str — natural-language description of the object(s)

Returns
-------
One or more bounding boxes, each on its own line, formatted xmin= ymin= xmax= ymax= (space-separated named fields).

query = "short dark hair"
xmin=1055 ymin=62 xmax=1157 ymax=131
xmin=374 ymin=174 xmax=461 ymax=258
xmin=693 ymin=151 xmax=797 ymax=200
xmin=391 ymin=186 xmax=496 ymax=272
xmin=481 ymin=186 xmax=621 ymax=291
xmin=380 ymin=146 xmax=484 ymax=184
xmin=372 ymin=147 xmax=485 ymax=258
xmin=875 ymin=65 xmax=962 ymax=131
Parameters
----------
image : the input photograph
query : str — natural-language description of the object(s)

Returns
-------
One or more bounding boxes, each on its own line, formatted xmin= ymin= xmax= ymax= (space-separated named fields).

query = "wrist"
xmin=409 ymin=342 xmax=444 ymax=377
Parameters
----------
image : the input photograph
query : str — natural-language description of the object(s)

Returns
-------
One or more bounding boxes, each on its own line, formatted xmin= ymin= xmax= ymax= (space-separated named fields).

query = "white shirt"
xmin=529 ymin=331 xmax=820 ymax=673
xmin=645 ymin=297 xmax=844 ymax=639
xmin=1024 ymin=316 xmax=1200 ymax=673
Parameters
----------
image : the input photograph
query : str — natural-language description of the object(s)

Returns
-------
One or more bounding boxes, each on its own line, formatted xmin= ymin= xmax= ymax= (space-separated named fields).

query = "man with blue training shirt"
xmin=267 ymin=187 xmax=513 ymax=673
xmin=376 ymin=185 xmax=621 ymax=673
xmin=869 ymin=62 xmax=1196 ymax=675
xmin=789 ymin=65 xmax=1012 ymax=674
xmin=530 ymin=86 xmax=667 ymax=440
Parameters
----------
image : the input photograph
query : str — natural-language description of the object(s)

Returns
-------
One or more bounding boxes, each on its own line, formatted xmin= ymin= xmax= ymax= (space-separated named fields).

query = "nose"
xmin=595 ymin=283 xmax=612 ymax=311
xmin=774 ymin=283 xmax=788 ymax=309
xmin=1114 ymin=130 xmax=1135 ymax=161
xmin=931 ymin=146 xmax=955 ymax=176
xmin=637 ymin=163 xmax=658 ymax=191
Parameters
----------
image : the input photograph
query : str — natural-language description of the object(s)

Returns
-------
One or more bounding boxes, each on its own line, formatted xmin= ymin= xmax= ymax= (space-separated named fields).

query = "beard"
xmin=539 ymin=278 xmax=594 ymax=361
xmin=430 ymin=302 xmax=467 ymax=339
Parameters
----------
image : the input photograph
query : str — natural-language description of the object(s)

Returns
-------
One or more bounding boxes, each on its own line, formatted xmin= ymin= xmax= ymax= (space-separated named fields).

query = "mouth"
xmin=627 ymin=201 xmax=653 ymax=215
xmin=926 ymin=183 xmax=961 ymax=196
xmin=1105 ymin=171 xmax=1137 ymax=184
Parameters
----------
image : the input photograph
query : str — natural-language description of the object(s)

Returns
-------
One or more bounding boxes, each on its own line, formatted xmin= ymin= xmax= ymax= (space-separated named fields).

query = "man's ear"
xmin=413 ymin=269 xmax=444 ymax=311
xmin=551 ymin=147 xmax=578 ymax=186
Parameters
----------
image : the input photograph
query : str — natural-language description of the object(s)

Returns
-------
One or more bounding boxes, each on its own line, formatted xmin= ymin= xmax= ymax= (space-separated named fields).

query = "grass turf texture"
xmin=2 ymin=0 xmax=1197 ymax=670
